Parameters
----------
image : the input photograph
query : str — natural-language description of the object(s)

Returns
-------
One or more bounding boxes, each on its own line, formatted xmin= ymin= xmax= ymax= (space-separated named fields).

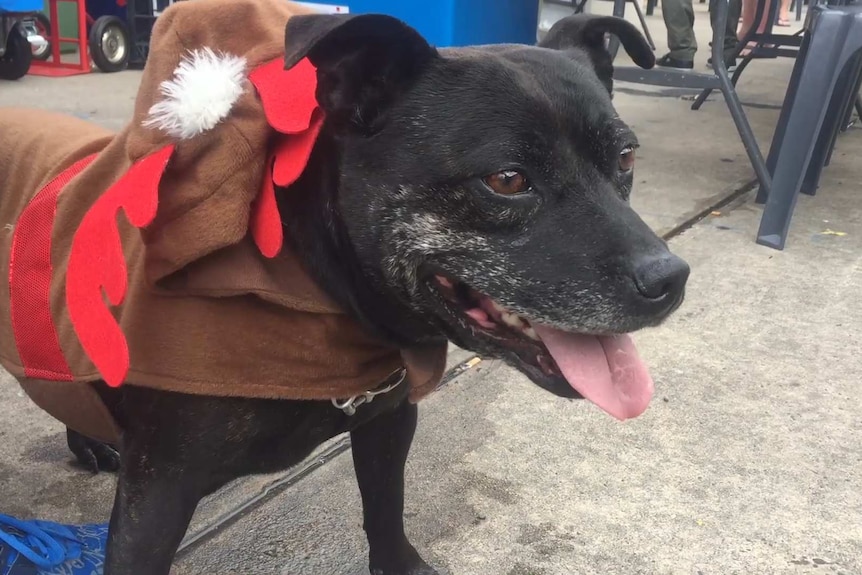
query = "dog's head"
xmin=280 ymin=13 xmax=687 ymax=419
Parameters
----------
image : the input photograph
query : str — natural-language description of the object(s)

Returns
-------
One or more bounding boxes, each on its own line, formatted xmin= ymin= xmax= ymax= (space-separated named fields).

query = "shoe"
xmin=707 ymin=57 xmax=738 ymax=72
xmin=0 ymin=514 xmax=108 ymax=574
xmin=656 ymin=54 xmax=694 ymax=69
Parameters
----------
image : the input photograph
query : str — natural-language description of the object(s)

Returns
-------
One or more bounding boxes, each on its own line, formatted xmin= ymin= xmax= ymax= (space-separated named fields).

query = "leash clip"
xmin=331 ymin=369 xmax=407 ymax=416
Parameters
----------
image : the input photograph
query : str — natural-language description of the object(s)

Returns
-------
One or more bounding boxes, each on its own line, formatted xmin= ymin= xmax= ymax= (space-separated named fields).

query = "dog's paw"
xmin=369 ymin=552 xmax=439 ymax=575
xmin=66 ymin=428 xmax=121 ymax=474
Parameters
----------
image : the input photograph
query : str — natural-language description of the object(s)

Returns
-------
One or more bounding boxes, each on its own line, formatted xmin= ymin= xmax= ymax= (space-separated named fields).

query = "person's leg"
xmin=778 ymin=0 xmax=791 ymax=25
xmin=756 ymin=0 xmax=774 ymax=33
xmin=659 ymin=0 xmax=697 ymax=66
xmin=738 ymin=0 xmax=757 ymax=38
xmin=709 ymin=0 xmax=742 ymax=62
xmin=738 ymin=0 xmax=773 ymax=55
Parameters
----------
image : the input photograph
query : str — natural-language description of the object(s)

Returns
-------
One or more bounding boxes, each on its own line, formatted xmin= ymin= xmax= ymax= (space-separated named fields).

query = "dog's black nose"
xmin=633 ymin=254 xmax=690 ymax=300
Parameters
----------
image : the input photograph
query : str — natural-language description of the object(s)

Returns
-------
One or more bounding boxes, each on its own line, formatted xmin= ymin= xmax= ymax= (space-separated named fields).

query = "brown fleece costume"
xmin=0 ymin=0 xmax=447 ymax=445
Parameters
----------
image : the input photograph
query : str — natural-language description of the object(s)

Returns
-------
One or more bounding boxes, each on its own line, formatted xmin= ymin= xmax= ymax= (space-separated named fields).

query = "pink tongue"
xmin=531 ymin=325 xmax=654 ymax=420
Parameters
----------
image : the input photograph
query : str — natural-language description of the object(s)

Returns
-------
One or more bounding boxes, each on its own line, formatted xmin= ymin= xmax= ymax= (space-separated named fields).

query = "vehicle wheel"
xmin=0 ymin=26 xmax=33 ymax=81
xmin=88 ymin=16 xmax=130 ymax=73
xmin=31 ymin=13 xmax=52 ymax=61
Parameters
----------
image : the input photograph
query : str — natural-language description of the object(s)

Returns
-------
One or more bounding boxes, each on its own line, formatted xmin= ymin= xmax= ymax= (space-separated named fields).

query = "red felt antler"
xmin=249 ymin=57 xmax=325 ymax=259
xmin=250 ymin=156 xmax=282 ymax=258
xmin=250 ymin=57 xmax=320 ymax=134
xmin=272 ymin=110 xmax=325 ymax=187
xmin=65 ymin=145 xmax=174 ymax=387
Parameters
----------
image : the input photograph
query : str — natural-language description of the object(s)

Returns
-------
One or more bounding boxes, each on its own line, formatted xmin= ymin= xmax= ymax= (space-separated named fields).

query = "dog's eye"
xmin=618 ymin=147 xmax=636 ymax=173
xmin=483 ymin=170 xmax=530 ymax=196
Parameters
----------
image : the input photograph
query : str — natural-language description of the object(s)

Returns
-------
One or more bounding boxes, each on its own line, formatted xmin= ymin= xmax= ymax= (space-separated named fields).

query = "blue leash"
xmin=0 ymin=514 xmax=82 ymax=571
xmin=0 ymin=513 xmax=113 ymax=575
xmin=0 ymin=513 xmax=108 ymax=575
xmin=0 ymin=513 xmax=110 ymax=575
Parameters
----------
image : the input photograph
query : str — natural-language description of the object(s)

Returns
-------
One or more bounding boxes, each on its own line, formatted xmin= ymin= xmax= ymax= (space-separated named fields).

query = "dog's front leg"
xmin=103 ymin=432 xmax=208 ymax=575
xmin=351 ymin=400 xmax=438 ymax=575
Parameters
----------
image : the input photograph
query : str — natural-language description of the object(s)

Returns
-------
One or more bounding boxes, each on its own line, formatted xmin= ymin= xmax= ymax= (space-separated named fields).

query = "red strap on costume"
xmin=65 ymin=145 xmax=174 ymax=387
xmin=9 ymin=155 xmax=97 ymax=381
xmin=249 ymin=57 xmax=325 ymax=258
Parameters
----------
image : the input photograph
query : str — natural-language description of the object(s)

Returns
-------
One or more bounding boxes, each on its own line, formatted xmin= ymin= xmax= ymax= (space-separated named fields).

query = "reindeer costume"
xmin=0 ymin=0 xmax=447 ymax=445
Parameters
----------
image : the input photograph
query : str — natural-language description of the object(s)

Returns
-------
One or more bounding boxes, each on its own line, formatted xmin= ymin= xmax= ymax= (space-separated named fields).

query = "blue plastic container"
xmin=296 ymin=0 xmax=540 ymax=48
xmin=0 ymin=0 xmax=43 ymax=12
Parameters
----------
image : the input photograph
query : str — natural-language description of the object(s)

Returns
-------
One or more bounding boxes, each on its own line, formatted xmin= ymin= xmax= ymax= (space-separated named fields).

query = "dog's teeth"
xmin=501 ymin=311 xmax=525 ymax=328
xmin=436 ymin=275 xmax=453 ymax=288
xmin=466 ymin=308 xmax=497 ymax=329
xmin=490 ymin=300 xmax=506 ymax=313
xmin=523 ymin=326 xmax=540 ymax=341
xmin=537 ymin=354 xmax=558 ymax=376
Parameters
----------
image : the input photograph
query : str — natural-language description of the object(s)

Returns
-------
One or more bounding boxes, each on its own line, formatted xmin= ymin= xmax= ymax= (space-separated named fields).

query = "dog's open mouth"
xmin=432 ymin=274 xmax=654 ymax=420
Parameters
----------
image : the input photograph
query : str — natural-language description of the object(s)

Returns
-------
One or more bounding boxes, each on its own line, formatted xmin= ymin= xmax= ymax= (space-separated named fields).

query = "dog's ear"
xmin=284 ymin=13 xmax=437 ymax=131
xmin=539 ymin=15 xmax=654 ymax=93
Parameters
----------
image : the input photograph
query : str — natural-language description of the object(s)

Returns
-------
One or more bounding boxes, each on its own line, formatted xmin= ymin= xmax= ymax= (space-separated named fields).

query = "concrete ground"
xmin=2 ymin=3 xmax=861 ymax=575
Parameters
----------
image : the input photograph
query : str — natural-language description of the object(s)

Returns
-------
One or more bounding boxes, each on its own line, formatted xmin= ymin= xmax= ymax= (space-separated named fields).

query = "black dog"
xmin=62 ymin=13 xmax=687 ymax=575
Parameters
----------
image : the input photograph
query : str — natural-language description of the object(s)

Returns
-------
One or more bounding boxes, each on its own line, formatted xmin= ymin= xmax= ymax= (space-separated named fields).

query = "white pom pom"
xmin=143 ymin=48 xmax=248 ymax=140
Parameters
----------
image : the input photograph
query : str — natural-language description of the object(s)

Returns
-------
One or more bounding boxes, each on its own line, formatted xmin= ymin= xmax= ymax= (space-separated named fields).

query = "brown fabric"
xmin=0 ymin=0 xmax=447 ymax=444
xmin=0 ymin=111 xmax=120 ymax=443
xmin=20 ymin=379 xmax=122 ymax=445
xmin=126 ymin=0 xmax=313 ymax=286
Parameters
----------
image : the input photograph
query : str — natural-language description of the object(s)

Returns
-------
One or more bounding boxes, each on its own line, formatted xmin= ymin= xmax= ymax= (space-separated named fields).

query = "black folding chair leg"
xmin=757 ymin=22 xmax=850 ymax=249
xmin=800 ymin=58 xmax=859 ymax=196
xmin=630 ymin=0 xmax=657 ymax=50
xmin=646 ymin=0 xmax=657 ymax=16
xmin=719 ymin=71 xmax=772 ymax=191
xmin=825 ymin=56 xmax=862 ymax=157
xmin=836 ymin=62 xmax=862 ymax=133
xmin=757 ymin=28 xmax=812 ymax=203
xmin=730 ymin=51 xmax=757 ymax=85
xmin=691 ymin=47 xmax=756 ymax=109
xmin=693 ymin=36 xmax=762 ymax=110
xmin=710 ymin=3 xmax=773 ymax=191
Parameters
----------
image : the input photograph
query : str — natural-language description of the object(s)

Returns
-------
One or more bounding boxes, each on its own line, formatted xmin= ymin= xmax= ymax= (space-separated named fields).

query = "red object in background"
xmin=28 ymin=0 xmax=91 ymax=76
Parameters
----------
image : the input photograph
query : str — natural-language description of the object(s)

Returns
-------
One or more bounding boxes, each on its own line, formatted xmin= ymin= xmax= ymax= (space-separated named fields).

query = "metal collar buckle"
xmin=331 ymin=369 xmax=407 ymax=416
